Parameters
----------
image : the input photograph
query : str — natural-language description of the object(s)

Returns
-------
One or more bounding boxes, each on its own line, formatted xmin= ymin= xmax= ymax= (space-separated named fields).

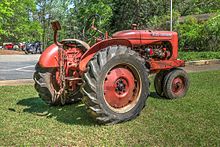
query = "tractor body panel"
xmin=149 ymin=59 xmax=185 ymax=73
xmin=111 ymin=30 xmax=181 ymax=72
xmin=112 ymin=30 xmax=141 ymax=45
xmin=112 ymin=30 xmax=174 ymax=43
xmin=113 ymin=30 xmax=178 ymax=59
xmin=79 ymin=38 xmax=132 ymax=71
xmin=40 ymin=30 xmax=181 ymax=72
xmin=39 ymin=44 xmax=59 ymax=68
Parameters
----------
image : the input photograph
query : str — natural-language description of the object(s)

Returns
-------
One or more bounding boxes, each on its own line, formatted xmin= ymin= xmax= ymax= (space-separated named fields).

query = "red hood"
xmin=112 ymin=30 xmax=177 ymax=40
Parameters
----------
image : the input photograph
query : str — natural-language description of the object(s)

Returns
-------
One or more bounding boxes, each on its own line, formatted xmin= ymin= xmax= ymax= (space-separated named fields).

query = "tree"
xmin=110 ymin=0 xmax=220 ymax=32
xmin=0 ymin=0 xmax=42 ymax=44
xmin=0 ymin=0 xmax=17 ymax=43
xmin=68 ymin=0 xmax=112 ymax=39
xmin=35 ymin=0 xmax=74 ymax=47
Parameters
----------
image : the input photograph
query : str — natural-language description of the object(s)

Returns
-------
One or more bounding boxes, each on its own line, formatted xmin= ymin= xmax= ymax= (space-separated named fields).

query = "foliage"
xmin=34 ymin=0 xmax=112 ymax=46
xmin=176 ymin=12 xmax=220 ymax=51
xmin=110 ymin=0 xmax=140 ymax=32
xmin=179 ymin=51 xmax=220 ymax=61
xmin=0 ymin=0 xmax=220 ymax=51
xmin=175 ymin=17 xmax=203 ymax=51
xmin=201 ymin=13 xmax=220 ymax=51
xmin=0 ymin=70 xmax=220 ymax=145
xmin=69 ymin=0 xmax=112 ymax=42
xmin=35 ymin=0 xmax=66 ymax=46
xmin=110 ymin=0 xmax=220 ymax=31
xmin=110 ymin=0 xmax=220 ymax=51
xmin=0 ymin=0 xmax=16 ymax=35
xmin=0 ymin=0 xmax=42 ymax=43
xmin=174 ymin=0 xmax=220 ymax=16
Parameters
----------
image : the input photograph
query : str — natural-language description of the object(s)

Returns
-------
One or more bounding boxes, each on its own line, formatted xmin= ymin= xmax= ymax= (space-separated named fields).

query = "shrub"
xmin=175 ymin=13 xmax=220 ymax=51
xmin=201 ymin=14 xmax=220 ymax=51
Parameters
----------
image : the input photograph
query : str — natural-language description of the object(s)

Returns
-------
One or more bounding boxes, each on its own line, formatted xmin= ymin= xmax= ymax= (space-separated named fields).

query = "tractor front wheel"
xmin=163 ymin=69 xmax=189 ymax=99
xmin=81 ymin=46 xmax=150 ymax=124
xmin=154 ymin=70 xmax=168 ymax=97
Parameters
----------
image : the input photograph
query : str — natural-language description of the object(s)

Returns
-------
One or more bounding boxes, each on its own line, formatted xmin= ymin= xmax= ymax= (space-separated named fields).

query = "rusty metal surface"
xmin=149 ymin=59 xmax=185 ymax=71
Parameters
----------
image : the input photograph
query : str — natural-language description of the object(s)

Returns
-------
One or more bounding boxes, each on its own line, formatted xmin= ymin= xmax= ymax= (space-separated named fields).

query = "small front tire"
xmin=154 ymin=70 xmax=168 ymax=97
xmin=163 ymin=69 xmax=189 ymax=99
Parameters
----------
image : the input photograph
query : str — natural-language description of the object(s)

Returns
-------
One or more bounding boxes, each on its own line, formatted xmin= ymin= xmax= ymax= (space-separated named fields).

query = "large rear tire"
xmin=81 ymin=46 xmax=150 ymax=124
xmin=33 ymin=64 xmax=82 ymax=105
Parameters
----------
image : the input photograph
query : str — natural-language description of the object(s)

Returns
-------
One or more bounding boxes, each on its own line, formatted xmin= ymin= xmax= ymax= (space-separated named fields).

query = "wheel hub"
xmin=104 ymin=67 xmax=137 ymax=108
xmin=172 ymin=77 xmax=184 ymax=94
xmin=115 ymin=78 xmax=127 ymax=94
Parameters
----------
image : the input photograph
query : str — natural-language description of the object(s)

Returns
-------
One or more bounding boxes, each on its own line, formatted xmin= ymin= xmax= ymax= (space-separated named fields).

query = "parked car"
xmin=3 ymin=43 xmax=14 ymax=50
xmin=19 ymin=42 xmax=26 ymax=51
xmin=13 ymin=43 xmax=20 ymax=50
xmin=24 ymin=41 xmax=42 ymax=54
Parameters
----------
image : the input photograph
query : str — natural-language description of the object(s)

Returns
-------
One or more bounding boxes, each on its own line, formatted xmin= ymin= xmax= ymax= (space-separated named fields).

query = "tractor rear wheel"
xmin=33 ymin=64 xmax=82 ymax=105
xmin=163 ymin=68 xmax=189 ymax=99
xmin=81 ymin=46 xmax=150 ymax=124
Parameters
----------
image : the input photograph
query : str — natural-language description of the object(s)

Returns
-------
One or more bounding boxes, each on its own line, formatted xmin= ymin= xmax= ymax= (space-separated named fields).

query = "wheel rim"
xmin=103 ymin=65 xmax=141 ymax=113
xmin=171 ymin=76 xmax=185 ymax=95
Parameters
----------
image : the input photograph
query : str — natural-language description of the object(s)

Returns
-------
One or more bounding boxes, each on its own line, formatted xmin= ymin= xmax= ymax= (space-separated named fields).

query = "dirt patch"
xmin=0 ymin=49 xmax=25 ymax=55
xmin=0 ymin=79 xmax=34 ymax=86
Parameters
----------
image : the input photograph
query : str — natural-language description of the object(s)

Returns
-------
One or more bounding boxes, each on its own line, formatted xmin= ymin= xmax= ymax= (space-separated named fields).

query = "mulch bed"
xmin=0 ymin=49 xmax=25 ymax=55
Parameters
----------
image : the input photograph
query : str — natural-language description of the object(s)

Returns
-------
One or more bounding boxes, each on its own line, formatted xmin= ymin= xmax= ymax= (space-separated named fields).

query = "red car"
xmin=4 ymin=43 xmax=14 ymax=50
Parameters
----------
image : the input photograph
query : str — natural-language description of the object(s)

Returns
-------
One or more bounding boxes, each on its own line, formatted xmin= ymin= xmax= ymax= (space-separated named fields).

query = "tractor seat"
xmin=61 ymin=39 xmax=90 ymax=51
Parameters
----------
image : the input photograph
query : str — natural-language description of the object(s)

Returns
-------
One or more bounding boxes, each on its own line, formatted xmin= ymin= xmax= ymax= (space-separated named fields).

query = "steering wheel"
xmin=83 ymin=14 xmax=102 ymax=39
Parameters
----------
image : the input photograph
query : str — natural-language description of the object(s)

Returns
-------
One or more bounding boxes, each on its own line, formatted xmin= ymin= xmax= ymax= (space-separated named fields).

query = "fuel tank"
xmin=112 ymin=30 xmax=177 ymax=45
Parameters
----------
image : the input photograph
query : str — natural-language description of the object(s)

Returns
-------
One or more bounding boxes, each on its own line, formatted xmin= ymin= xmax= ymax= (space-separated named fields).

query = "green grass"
xmin=0 ymin=70 xmax=220 ymax=146
xmin=179 ymin=51 xmax=220 ymax=61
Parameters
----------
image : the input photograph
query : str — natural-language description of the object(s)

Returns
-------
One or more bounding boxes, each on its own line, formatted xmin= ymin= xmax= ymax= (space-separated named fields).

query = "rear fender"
xmin=79 ymin=39 xmax=132 ymax=72
xmin=38 ymin=44 xmax=59 ymax=68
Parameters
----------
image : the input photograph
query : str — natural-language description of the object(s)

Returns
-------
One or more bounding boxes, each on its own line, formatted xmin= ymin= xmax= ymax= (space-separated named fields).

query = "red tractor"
xmin=34 ymin=15 xmax=189 ymax=124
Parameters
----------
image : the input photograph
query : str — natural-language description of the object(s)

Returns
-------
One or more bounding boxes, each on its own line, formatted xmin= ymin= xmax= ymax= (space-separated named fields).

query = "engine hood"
xmin=112 ymin=30 xmax=176 ymax=40
xmin=112 ymin=30 xmax=141 ymax=39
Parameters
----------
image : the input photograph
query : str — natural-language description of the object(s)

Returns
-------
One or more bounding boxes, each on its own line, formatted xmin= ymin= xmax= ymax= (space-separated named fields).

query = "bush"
xmin=201 ymin=14 xmax=220 ymax=51
xmin=175 ymin=13 xmax=220 ymax=51
xmin=175 ymin=17 xmax=202 ymax=51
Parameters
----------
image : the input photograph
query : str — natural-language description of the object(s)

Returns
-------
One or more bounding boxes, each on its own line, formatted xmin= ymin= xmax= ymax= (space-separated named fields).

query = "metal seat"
xmin=62 ymin=39 xmax=90 ymax=51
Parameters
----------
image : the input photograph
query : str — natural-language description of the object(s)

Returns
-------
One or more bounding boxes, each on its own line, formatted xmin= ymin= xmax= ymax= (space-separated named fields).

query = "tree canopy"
xmin=0 ymin=0 xmax=219 ymax=51
xmin=0 ymin=0 xmax=42 ymax=43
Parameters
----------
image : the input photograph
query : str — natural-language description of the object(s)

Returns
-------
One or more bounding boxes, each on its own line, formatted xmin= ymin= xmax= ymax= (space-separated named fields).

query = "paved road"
xmin=0 ymin=55 xmax=40 ymax=80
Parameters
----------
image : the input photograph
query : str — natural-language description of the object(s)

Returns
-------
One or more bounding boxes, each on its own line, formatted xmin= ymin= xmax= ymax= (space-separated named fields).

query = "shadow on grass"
xmin=149 ymin=92 xmax=166 ymax=99
xmin=150 ymin=92 xmax=160 ymax=99
xmin=17 ymin=97 xmax=96 ymax=126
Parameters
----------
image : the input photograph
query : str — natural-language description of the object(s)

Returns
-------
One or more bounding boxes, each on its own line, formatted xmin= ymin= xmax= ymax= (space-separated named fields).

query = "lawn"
xmin=0 ymin=70 xmax=220 ymax=146
xmin=179 ymin=51 xmax=220 ymax=61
